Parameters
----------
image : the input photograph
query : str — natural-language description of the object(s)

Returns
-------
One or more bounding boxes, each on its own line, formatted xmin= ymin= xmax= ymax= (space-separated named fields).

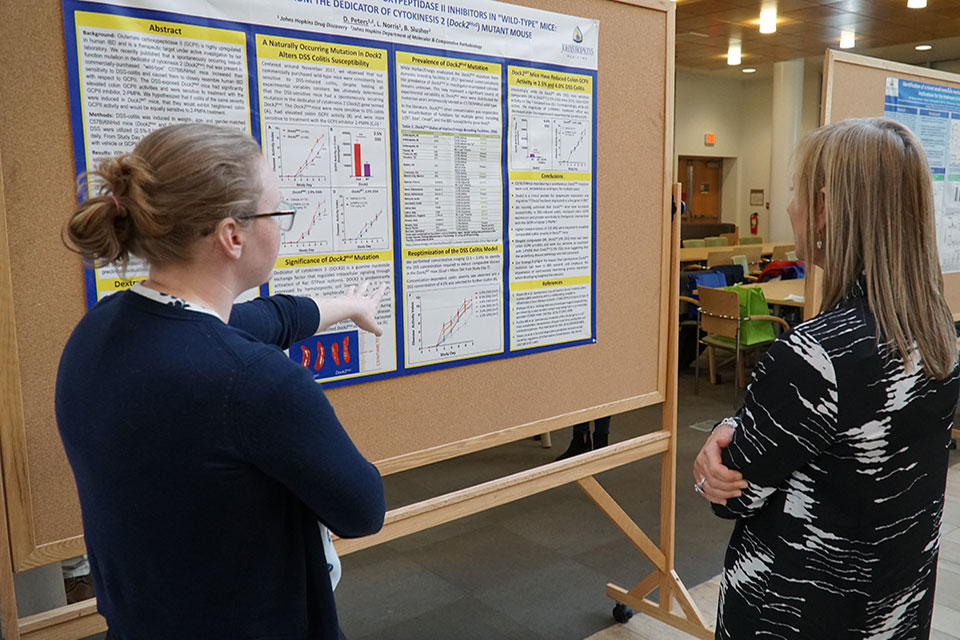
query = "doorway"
xmin=678 ymin=156 xmax=722 ymax=224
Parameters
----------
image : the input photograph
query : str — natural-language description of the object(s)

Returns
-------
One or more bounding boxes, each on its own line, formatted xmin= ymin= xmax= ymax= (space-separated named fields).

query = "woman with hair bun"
xmin=56 ymin=123 xmax=385 ymax=640
xmin=693 ymin=117 xmax=959 ymax=638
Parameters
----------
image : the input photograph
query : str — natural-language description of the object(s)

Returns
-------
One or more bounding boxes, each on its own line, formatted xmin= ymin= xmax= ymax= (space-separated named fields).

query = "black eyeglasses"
xmin=240 ymin=200 xmax=297 ymax=232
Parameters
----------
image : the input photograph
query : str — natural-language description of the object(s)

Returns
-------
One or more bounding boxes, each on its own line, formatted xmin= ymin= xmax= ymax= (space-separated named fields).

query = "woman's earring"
xmin=816 ymin=233 xmax=823 ymax=250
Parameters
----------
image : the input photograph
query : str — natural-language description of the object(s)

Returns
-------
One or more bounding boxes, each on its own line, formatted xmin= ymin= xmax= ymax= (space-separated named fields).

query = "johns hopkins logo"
xmin=562 ymin=25 xmax=595 ymax=58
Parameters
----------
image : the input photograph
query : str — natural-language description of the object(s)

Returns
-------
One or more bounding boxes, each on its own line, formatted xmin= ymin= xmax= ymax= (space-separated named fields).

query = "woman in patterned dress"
xmin=693 ymin=117 xmax=959 ymax=639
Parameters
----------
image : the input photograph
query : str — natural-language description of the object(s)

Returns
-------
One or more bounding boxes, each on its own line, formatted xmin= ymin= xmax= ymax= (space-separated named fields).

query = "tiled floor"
xmin=331 ymin=370 xmax=960 ymax=639
xmin=334 ymin=371 xmax=738 ymax=640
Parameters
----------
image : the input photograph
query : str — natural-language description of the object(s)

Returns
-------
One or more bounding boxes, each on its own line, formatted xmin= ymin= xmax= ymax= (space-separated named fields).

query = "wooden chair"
xmin=694 ymin=286 xmax=789 ymax=402
xmin=706 ymin=250 xmax=735 ymax=267
xmin=720 ymin=231 xmax=739 ymax=246
xmin=731 ymin=255 xmax=758 ymax=282
xmin=682 ymin=239 xmax=706 ymax=248
xmin=704 ymin=236 xmax=728 ymax=247
xmin=771 ymin=243 xmax=796 ymax=260
xmin=742 ymin=246 xmax=763 ymax=275
xmin=740 ymin=236 xmax=763 ymax=245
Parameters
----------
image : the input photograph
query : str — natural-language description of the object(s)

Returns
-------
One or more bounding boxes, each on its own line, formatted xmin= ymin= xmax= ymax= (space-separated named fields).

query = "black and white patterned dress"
xmin=713 ymin=281 xmax=959 ymax=639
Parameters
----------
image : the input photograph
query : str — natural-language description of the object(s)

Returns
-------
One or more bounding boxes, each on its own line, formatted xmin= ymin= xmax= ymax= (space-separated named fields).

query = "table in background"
xmin=743 ymin=279 xmax=805 ymax=308
xmin=678 ymin=242 xmax=782 ymax=263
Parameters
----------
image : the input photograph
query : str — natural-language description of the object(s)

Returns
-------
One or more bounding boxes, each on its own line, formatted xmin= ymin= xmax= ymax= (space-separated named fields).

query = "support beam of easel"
xmin=576 ymin=477 xmax=666 ymax=572
xmin=1 ymin=433 xmax=21 ymax=639
xmin=17 ymin=600 xmax=106 ymax=640
xmin=606 ymin=577 xmax=714 ymax=640
xmin=599 ymin=183 xmax=714 ymax=638
xmin=337 ymin=430 xmax=672 ymax=556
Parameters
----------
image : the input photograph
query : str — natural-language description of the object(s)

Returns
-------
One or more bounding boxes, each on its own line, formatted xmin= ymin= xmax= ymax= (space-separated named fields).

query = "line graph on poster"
xmin=333 ymin=187 xmax=390 ymax=251
xmin=265 ymin=124 xmax=331 ymax=185
xmin=555 ymin=119 xmax=590 ymax=171
xmin=279 ymin=188 xmax=333 ymax=255
xmin=406 ymin=284 xmax=502 ymax=366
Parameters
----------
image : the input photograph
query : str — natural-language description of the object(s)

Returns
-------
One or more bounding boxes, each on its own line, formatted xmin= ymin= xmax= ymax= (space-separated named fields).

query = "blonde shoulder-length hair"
xmin=794 ymin=117 xmax=957 ymax=379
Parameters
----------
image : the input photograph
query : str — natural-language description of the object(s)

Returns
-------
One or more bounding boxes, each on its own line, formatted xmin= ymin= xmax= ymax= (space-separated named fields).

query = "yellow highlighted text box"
xmin=96 ymin=275 xmax=148 ymax=294
xmin=403 ymin=244 xmax=502 ymax=259
xmin=508 ymin=66 xmax=592 ymax=93
xmin=257 ymin=35 xmax=387 ymax=71
xmin=76 ymin=11 xmax=244 ymax=45
xmin=275 ymin=251 xmax=392 ymax=269
xmin=510 ymin=171 xmax=591 ymax=181
xmin=397 ymin=51 xmax=499 ymax=74
xmin=510 ymin=275 xmax=591 ymax=291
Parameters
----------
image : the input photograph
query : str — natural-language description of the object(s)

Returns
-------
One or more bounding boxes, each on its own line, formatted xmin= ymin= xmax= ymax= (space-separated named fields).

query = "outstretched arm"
xmin=312 ymin=282 xmax=386 ymax=336
xmin=229 ymin=281 xmax=386 ymax=347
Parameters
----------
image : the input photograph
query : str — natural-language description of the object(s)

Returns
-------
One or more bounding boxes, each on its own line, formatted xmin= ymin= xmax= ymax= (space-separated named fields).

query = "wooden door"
xmin=678 ymin=157 xmax=721 ymax=223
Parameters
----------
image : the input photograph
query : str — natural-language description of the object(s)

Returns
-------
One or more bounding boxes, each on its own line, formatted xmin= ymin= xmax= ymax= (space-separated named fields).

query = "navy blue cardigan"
xmin=55 ymin=291 xmax=385 ymax=639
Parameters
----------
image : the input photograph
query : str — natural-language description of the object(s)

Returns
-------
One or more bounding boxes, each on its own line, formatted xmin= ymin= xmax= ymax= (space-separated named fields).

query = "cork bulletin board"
xmin=0 ymin=0 xmax=674 ymax=590
xmin=822 ymin=49 xmax=960 ymax=318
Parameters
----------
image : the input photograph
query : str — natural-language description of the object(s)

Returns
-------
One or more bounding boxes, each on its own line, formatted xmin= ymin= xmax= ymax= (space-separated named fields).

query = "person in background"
xmin=693 ymin=117 xmax=959 ymax=639
xmin=555 ymin=416 xmax=611 ymax=460
xmin=56 ymin=123 xmax=385 ymax=640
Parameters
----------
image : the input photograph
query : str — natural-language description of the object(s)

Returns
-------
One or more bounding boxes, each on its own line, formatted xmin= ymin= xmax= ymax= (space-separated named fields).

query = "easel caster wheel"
xmin=613 ymin=603 xmax=634 ymax=623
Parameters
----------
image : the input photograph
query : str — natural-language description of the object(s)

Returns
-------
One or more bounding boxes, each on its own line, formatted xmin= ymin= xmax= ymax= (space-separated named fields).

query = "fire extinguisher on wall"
xmin=750 ymin=211 xmax=759 ymax=235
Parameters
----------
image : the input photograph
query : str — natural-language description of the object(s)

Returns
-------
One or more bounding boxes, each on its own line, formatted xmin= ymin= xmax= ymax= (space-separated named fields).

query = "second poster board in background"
xmin=822 ymin=49 xmax=960 ymax=318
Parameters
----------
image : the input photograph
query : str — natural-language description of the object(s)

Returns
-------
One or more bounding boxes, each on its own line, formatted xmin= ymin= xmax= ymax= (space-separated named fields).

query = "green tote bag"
xmin=724 ymin=284 xmax=777 ymax=345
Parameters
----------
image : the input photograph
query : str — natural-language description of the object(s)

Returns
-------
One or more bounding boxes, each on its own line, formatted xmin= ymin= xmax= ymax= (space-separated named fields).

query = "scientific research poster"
xmin=885 ymin=77 xmax=960 ymax=274
xmin=61 ymin=0 xmax=598 ymax=386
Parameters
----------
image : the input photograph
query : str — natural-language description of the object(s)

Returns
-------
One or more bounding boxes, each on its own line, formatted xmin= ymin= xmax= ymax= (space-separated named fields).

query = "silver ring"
xmin=694 ymin=476 xmax=706 ymax=496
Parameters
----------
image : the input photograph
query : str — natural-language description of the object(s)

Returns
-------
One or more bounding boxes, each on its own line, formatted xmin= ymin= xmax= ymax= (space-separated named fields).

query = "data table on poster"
xmin=401 ymin=131 xmax=501 ymax=245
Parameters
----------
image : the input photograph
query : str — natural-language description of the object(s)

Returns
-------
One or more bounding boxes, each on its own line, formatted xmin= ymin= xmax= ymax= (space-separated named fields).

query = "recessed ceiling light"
xmin=915 ymin=44 xmax=933 ymax=51
xmin=840 ymin=30 xmax=855 ymax=49
xmin=759 ymin=7 xmax=777 ymax=34
xmin=728 ymin=40 xmax=742 ymax=66
xmin=742 ymin=68 xmax=757 ymax=73
xmin=907 ymin=0 xmax=927 ymax=8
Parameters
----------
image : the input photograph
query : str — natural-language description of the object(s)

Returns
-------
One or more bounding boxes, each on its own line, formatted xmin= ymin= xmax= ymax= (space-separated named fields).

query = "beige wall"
xmin=674 ymin=62 xmax=824 ymax=242
xmin=675 ymin=70 xmax=772 ymax=237
xmin=675 ymin=71 xmax=751 ymax=235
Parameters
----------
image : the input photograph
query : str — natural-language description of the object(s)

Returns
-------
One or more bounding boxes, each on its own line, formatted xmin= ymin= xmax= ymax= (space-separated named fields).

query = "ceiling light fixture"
xmin=759 ymin=7 xmax=777 ymax=34
xmin=742 ymin=68 xmax=757 ymax=73
xmin=840 ymin=30 xmax=855 ymax=49
xmin=907 ymin=0 xmax=927 ymax=8
xmin=915 ymin=44 xmax=933 ymax=51
xmin=727 ymin=40 xmax=742 ymax=65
